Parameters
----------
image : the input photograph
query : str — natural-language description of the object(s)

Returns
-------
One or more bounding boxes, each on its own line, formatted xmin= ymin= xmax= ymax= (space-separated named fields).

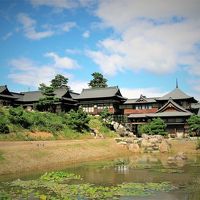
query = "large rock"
xmin=159 ymin=140 xmax=171 ymax=153
xmin=141 ymin=139 xmax=153 ymax=148
xmin=128 ymin=143 xmax=140 ymax=153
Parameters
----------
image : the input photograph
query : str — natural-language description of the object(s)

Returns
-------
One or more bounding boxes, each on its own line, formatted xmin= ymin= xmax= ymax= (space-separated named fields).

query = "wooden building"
xmin=0 ymin=85 xmax=17 ymax=106
xmin=126 ymin=86 xmax=199 ymax=135
xmin=76 ymin=86 xmax=126 ymax=115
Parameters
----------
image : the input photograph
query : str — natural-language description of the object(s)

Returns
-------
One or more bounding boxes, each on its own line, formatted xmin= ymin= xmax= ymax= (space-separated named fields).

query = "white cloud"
xmin=120 ymin=87 xmax=167 ymax=99
xmin=30 ymin=0 xmax=77 ymax=10
xmin=30 ymin=0 xmax=95 ymax=10
xmin=69 ymin=80 xmax=88 ymax=93
xmin=2 ymin=32 xmax=13 ymax=40
xmin=82 ymin=30 xmax=90 ymax=38
xmin=87 ymin=0 xmax=200 ymax=76
xmin=45 ymin=52 xmax=79 ymax=69
xmin=17 ymin=13 xmax=76 ymax=40
xmin=8 ymin=53 xmax=79 ymax=87
xmin=17 ymin=13 xmax=54 ymax=40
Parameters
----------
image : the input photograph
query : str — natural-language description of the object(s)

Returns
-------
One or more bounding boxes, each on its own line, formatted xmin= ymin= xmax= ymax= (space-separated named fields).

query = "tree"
xmin=65 ymin=108 xmax=89 ymax=132
xmin=139 ymin=118 xmax=167 ymax=136
xmin=51 ymin=74 xmax=69 ymax=89
xmin=36 ymin=86 xmax=57 ymax=112
xmin=88 ymin=72 xmax=108 ymax=88
xmin=187 ymin=115 xmax=200 ymax=136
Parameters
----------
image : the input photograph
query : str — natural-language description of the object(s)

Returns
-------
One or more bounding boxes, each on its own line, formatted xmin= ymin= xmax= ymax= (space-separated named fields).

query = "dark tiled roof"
xmin=158 ymin=88 xmax=192 ymax=100
xmin=0 ymin=85 xmax=6 ymax=93
xmin=76 ymin=86 xmax=126 ymax=100
xmin=156 ymin=98 xmax=190 ymax=113
xmin=124 ymin=97 xmax=157 ymax=104
xmin=17 ymin=88 xmax=75 ymax=102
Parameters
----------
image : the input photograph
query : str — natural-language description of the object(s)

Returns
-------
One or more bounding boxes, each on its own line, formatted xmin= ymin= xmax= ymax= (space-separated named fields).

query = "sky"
xmin=0 ymin=0 xmax=200 ymax=100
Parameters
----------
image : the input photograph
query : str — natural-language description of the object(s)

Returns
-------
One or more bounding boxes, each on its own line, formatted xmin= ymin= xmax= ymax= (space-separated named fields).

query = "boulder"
xmin=113 ymin=122 xmax=119 ymax=130
xmin=159 ymin=140 xmax=171 ymax=153
xmin=141 ymin=139 xmax=153 ymax=148
xmin=128 ymin=143 xmax=140 ymax=153
xmin=142 ymin=134 xmax=149 ymax=139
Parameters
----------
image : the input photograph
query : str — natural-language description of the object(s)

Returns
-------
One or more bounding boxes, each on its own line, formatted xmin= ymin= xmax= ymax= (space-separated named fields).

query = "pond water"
xmin=1 ymin=154 xmax=200 ymax=199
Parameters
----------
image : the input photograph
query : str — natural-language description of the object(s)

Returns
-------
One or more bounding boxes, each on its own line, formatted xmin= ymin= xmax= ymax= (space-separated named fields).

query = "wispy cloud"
xmin=87 ymin=0 xmax=200 ymax=77
xmin=82 ymin=30 xmax=90 ymax=38
xmin=17 ymin=13 xmax=53 ymax=40
xmin=2 ymin=32 xmax=13 ymax=40
xmin=120 ymin=87 xmax=167 ymax=99
xmin=45 ymin=52 xmax=79 ymax=69
xmin=17 ymin=13 xmax=76 ymax=40
xmin=30 ymin=0 xmax=95 ymax=10
xmin=8 ymin=53 xmax=79 ymax=87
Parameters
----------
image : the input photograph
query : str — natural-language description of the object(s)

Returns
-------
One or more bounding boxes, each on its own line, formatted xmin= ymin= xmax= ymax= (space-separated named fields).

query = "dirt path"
xmin=0 ymin=139 xmax=130 ymax=175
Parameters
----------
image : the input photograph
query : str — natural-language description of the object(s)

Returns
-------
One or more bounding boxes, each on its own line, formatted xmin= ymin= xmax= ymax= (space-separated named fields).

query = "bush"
xmin=65 ymin=108 xmax=89 ymax=132
xmin=8 ymin=107 xmax=32 ymax=129
xmin=139 ymin=118 xmax=167 ymax=136
xmin=0 ymin=118 xmax=9 ymax=134
xmin=187 ymin=115 xmax=200 ymax=136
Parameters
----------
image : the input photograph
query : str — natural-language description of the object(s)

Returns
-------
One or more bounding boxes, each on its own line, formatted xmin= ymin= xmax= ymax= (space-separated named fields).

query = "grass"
xmin=0 ymin=150 xmax=5 ymax=162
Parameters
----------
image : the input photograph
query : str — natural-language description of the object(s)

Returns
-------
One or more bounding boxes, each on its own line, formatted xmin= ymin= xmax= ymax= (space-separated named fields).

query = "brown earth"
xmin=0 ymin=138 xmax=130 ymax=176
xmin=0 ymin=138 xmax=199 ymax=176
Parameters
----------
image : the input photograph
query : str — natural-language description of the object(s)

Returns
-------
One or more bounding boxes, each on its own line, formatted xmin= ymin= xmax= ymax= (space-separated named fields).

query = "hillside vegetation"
xmin=0 ymin=107 xmax=115 ymax=140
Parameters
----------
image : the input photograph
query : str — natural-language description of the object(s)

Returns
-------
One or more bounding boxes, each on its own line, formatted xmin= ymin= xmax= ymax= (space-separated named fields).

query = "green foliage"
xmin=0 ymin=109 xmax=9 ymax=134
xmin=187 ymin=115 xmax=200 ymax=136
xmin=139 ymin=118 xmax=167 ymax=135
xmin=2 ymin=170 xmax=175 ymax=200
xmin=40 ymin=171 xmax=82 ymax=182
xmin=65 ymin=108 xmax=90 ymax=132
xmin=88 ymin=72 xmax=108 ymax=88
xmin=99 ymin=107 xmax=111 ymax=120
xmin=8 ymin=107 xmax=32 ymax=129
xmin=37 ymin=86 xmax=57 ymax=112
xmin=50 ymin=74 xmax=69 ymax=89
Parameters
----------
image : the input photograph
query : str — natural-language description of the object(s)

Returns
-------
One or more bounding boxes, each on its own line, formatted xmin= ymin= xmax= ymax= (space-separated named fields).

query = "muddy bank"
xmin=0 ymin=139 xmax=130 ymax=175
xmin=0 ymin=139 xmax=199 ymax=176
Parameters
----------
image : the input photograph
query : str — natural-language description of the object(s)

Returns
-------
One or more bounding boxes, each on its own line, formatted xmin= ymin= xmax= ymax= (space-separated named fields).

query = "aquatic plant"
xmin=1 ymin=171 xmax=176 ymax=200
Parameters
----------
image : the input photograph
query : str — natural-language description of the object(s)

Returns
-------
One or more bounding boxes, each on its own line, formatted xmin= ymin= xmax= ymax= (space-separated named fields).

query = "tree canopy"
xmin=51 ymin=74 xmax=69 ymax=89
xmin=88 ymin=72 xmax=108 ymax=88
xmin=187 ymin=115 xmax=200 ymax=136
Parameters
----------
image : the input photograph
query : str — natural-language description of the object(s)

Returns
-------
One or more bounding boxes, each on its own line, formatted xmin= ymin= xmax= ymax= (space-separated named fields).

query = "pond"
xmin=0 ymin=154 xmax=200 ymax=199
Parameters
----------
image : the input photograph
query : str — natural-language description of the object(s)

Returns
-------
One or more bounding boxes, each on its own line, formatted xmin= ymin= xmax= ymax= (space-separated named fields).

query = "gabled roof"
xmin=156 ymin=98 xmax=190 ymax=113
xmin=76 ymin=86 xmax=126 ymax=100
xmin=16 ymin=88 xmax=76 ymax=102
xmin=0 ymin=85 xmax=16 ymax=99
xmin=158 ymin=87 xmax=193 ymax=101
xmin=124 ymin=97 xmax=157 ymax=104
xmin=0 ymin=85 xmax=7 ymax=93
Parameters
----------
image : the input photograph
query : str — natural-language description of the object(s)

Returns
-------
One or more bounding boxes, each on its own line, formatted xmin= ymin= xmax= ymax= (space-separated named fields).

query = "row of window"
xmin=121 ymin=104 xmax=154 ymax=110
xmin=82 ymin=104 xmax=113 ymax=113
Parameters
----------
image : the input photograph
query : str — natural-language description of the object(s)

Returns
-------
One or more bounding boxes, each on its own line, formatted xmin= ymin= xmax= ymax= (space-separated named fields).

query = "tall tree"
xmin=88 ymin=72 xmax=108 ymax=88
xmin=50 ymin=74 xmax=69 ymax=89
xmin=37 ymin=86 xmax=57 ymax=112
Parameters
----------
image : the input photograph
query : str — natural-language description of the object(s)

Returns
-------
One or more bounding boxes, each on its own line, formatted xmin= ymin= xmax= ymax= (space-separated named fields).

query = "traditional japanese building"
xmin=0 ymin=85 xmax=17 ymax=106
xmin=0 ymin=85 xmax=78 ymax=112
xmin=76 ymin=86 xmax=127 ymax=115
xmin=126 ymin=85 xmax=199 ymax=135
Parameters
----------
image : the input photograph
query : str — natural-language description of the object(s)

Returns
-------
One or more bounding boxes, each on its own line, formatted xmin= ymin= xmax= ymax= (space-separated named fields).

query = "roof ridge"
xmin=83 ymin=86 xmax=118 ymax=91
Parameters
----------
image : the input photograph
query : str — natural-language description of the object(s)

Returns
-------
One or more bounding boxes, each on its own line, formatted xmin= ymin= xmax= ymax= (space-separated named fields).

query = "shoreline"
xmin=0 ymin=138 xmax=130 ymax=176
xmin=0 ymin=138 xmax=199 ymax=177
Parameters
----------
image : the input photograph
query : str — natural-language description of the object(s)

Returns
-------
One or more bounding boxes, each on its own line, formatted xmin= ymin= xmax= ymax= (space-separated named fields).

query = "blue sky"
xmin=0 ymin=0 xmax=200 ymax=100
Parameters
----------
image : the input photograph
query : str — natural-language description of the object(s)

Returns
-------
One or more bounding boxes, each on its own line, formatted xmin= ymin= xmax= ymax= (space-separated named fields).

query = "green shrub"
xmin=139 ymin=118 xmax=167 ymax=136
xmin=0 ymin=118 xmax=9 ymax=134
xmin=65 ymin=108 xmax=89 ymax=132
xmin=187 ymin=115 xmax=200 ymax=136
xmin=8 ymin=107 xmax=32 ymax=129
